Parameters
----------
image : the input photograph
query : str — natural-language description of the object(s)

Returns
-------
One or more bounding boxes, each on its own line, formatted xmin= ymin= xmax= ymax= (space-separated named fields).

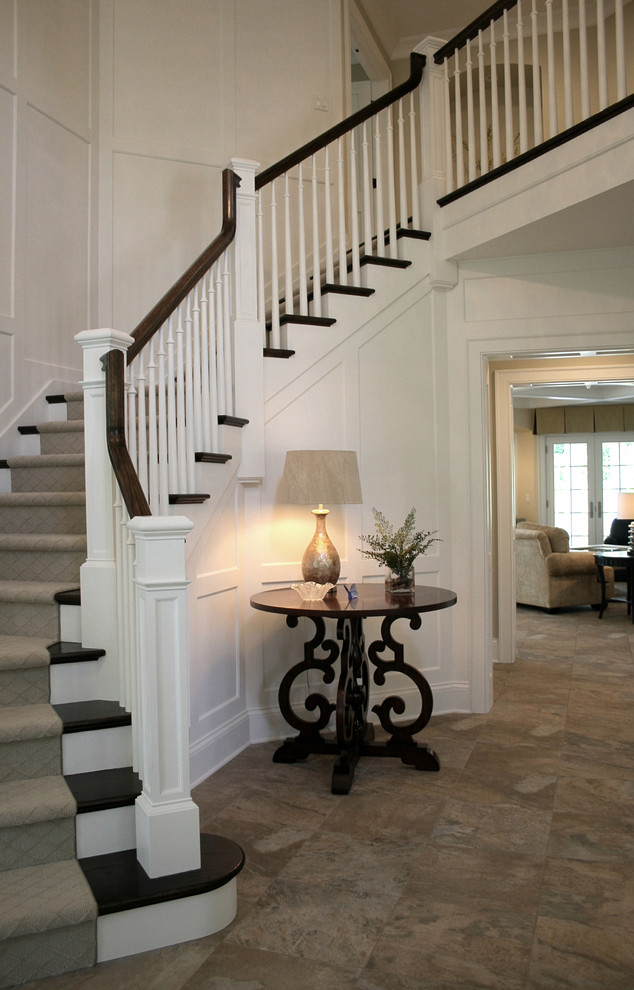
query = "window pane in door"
xmin=552 ymin=442 xmax=588 ymax=545
xmin=602 ymin=440 xmax=634 ymax=538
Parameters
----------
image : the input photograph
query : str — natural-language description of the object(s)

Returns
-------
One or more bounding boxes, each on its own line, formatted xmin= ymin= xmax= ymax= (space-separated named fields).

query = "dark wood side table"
xmin=593 ymin=549 xmax=634 ymax=622
xmin=250 ymin=584 xmax=457 ymax=794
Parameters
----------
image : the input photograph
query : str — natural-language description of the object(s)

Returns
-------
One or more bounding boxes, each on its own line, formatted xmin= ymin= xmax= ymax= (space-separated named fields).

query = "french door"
xmin=543 ymin=435 xmax=634 ymax=546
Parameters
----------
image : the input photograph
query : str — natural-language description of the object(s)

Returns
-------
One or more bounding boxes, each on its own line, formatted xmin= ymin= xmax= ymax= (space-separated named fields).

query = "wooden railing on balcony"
xmin=255 ymin=53 xmax=426 ymax=350
xmin=434 ymin=0 xmax=633 ymax=199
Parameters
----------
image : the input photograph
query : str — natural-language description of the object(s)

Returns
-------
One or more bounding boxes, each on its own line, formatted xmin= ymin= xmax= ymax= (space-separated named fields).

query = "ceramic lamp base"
xmin=302 ymin=507 xmax=340 ymax=586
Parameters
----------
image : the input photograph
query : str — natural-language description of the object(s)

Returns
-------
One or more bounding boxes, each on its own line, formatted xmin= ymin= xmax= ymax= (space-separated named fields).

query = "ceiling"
xmin=356 ymin=1 xmax=487 ymax=60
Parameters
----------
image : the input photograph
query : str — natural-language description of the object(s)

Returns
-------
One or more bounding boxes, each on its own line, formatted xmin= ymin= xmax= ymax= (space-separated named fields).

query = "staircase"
xmin=0 ymin=396 xmax=98 ymax=986
xmin=0 ymin=392 xmax=244 ymax=988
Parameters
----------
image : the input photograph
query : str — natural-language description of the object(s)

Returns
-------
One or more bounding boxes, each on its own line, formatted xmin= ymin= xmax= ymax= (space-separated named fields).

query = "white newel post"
xmin=75 ymin=328 xmax=134 ymax=699
xmin=231 ymin=157 xmax=265 ymax=481
xmin=128 ymin=515 xmax=200 ymax=877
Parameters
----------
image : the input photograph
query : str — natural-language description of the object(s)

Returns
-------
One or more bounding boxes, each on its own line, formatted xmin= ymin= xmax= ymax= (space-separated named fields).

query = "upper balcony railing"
xmin=434 ymin=0 xmax=633 ymax=200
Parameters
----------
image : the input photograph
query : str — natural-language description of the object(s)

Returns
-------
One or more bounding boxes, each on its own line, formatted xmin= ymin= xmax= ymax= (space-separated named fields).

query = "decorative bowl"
xmin=291 ymin=582 xmax=335 ymax=601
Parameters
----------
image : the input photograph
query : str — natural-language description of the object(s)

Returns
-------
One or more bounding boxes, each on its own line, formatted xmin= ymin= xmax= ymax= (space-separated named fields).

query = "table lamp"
xmin=278 ymin=450 xmax=363 ymax=585
xmin=617 ymin=491 xmax=634 ymax=554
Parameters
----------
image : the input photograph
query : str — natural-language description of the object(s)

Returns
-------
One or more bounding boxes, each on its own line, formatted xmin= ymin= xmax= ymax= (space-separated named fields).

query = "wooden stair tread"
xmin=278 ymin=314 xmax=336 ymax=328
xmin=321 ymin=283 xmax=375 ymax=297
xmin=65 ymin=766 xmax=141 ymax=813
xmin=360 ymin=255 xmax=412 ymax=269
xmin=168 ymin=493 xmax=211 ymax=504
xmin=264 ymin=347 xmax=295 ymax=359
xmin=194 ymin=452 xmax=232 ymax=464
xmin=53 ymin=699 xmax=131 ymax=733
xmin=48 ymin=641 xmax=106 ymax=665
xmin=218 ymin=415 xmax=249 ymax=428
xmin=80 ymin=832 xmax=244 ymax=916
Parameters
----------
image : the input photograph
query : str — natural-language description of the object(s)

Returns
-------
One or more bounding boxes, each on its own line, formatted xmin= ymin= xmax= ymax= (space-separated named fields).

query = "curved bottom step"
xmin=80 ymin=832 xmax=245 ymax=962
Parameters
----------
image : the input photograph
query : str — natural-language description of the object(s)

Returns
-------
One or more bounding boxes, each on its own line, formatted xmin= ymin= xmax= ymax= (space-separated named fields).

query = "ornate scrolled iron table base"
xmin=250 ymin=584 xmax=457 ymax=794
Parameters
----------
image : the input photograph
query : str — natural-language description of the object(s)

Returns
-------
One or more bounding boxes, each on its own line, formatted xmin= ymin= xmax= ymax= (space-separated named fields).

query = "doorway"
xmin=492 ymin=357 xmax=634 ymax=667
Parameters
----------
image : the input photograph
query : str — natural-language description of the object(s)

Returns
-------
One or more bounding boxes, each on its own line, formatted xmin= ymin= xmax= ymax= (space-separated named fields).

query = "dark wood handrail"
xmin=255 ymin=52 xmax=425 ymax=191
xmin=127 ymin=167 xmax=241 ymax=363
xmin=102 ymin=348 xmax=152 ymax=518
xmin=434 ymin=0 xmax=517 ymax=64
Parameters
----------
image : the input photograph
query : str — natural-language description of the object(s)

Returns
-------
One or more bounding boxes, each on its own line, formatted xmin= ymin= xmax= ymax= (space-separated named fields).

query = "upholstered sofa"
xmin=515 ymin=522 xmax=614 ymax=611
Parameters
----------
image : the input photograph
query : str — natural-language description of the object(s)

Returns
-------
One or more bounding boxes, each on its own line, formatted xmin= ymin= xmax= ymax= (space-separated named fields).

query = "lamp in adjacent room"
xmin=278 ymin=450 xmax=363 ymax=585
xmin=617 ymin=491 xmax=634 ymax=555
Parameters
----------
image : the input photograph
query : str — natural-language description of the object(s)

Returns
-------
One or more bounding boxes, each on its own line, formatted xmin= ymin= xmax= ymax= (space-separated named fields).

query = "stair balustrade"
xmin=77 ymin=0 xmax=634 ymax=884
xmin=255 ymin=52 xmax=426 ymax=350
xmin=434 ymin=0 xmax=632 ymax=199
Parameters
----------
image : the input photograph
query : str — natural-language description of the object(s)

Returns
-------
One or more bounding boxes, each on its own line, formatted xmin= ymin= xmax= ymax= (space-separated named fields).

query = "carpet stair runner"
xmin=0 ymin=391 xmax=245 ymax=987
xmin=0 ymin=396 xmax=98 ymax=988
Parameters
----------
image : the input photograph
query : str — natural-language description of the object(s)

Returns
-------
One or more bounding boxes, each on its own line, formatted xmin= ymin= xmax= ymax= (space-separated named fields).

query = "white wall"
xmin=0 ymin=0 xmax=98 ymax=456
xmin=98 ymin=0 xmax=346 ymax=335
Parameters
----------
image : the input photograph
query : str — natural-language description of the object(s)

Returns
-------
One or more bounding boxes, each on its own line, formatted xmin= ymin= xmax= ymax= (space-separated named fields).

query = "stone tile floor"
xmin=21 ymin=603 xmax=634 ymax=989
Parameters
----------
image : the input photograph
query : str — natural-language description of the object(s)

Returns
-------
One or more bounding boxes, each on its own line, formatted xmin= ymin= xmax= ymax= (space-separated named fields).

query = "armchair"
xmin=515 ymin=522 xmax=614 ymax=611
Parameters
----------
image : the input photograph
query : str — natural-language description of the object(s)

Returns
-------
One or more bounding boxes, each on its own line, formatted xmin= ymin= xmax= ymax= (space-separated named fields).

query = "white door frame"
xmin=493 ymin=360 xmax=634 ymax=665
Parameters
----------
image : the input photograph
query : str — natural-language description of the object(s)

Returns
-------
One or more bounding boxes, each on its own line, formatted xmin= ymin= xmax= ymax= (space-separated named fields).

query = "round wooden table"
xmin=593 ymin=548 xmax=634 ymax=622
xmin=250 ymin=583 xmax=457 ymax=794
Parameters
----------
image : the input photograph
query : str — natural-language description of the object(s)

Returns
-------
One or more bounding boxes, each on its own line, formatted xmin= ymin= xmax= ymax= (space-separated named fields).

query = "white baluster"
xmin=408 ymin=91 xmax=420 ymax=228
xmin=113 ymin=494 xmax=127 ymax=706
xmin=443 ymin=59 xmax=454 ymax=192
xmin=349 ymin=130 xmax=361 ymax=283
xmin=222 ymin=252 xmax=233 ymax=415
xmin=386 ymin=105 xmax=397 ymax=258
xmin=454 ymin=48 xmax=465 ymax=187
xmin=269 ymin=181 xmax=281 ymax=349
xmin=146 ymin=339 xmax=158 ymax=513
xmin=337 ymin=137 xmax=347 ymax=284
xmin=531 ymin=1 xmax=543 ymax=145
xmin=374 ymin=113 xmax=385 ymax=251
xmin=562 ymin=0 xmax=573 ymax=129
xmin=175 ymin=305 xmax=187 ymax=492
xmin=166 ymin=315 xmax=178 ymax=497
xmin=477 ymin=31 xmax=488 ymax=175
xmin=136 ymin=354 xmax=148 ymax=496
xmin=184 ymin=296 xmax=196 ymax=492
xmin=324 ymin=145 xmax=334 ymax=285
xmin=297 ymin=162 xmax=308 ymax=315
xmin=596 ymin=0 xmax=608 ymax=111
xmin=126 ymin=369 xmax=138 ymax=471
xmin=615 ymin=0 xmax=626 ymax=101
xmin=517 ymin=1 xmax=528 ymax=153
xmin=490 ymin=20 xmax=501 ymax=168
xmin=397 ymin=98 xmax=408 ymax=231
xmin=311 ymin=153 xmax=322 ymax=315
xmin=256 ymin=189 xmax=265 ymax=331
xmin=503 ymin=9 xmax=514 ymax=161
xmin=283 ymin=172 xmax=293 ymax=316
xmin=546 ymin=0 xmax=559 ymax=135
xmin=192 ymin=285 xmax=202 ymax=453
xmin=466 ymin=38 xmax=476 ymax=181
xmin=156 ymin=325 xmax=169 ymax=514
xmin=199 ymin=273 xmax=211 ymax=453
xmin=361 ymin=122 xmax=372 ymax=256
xmin=209 ymin=265 xmax=220 ymax=453
xmin=215 ymin=267 xmax=226 ymax=413
xmin=578 ymin=0 xmax=590 ymax=120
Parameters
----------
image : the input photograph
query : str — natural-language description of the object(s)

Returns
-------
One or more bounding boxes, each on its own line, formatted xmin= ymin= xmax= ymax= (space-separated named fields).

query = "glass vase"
xmin=385 ymin=566 xmax=415 ymax=594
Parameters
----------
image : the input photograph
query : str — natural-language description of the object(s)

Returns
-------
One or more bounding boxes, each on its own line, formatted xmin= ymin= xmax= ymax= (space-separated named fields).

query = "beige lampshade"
xmin=617 ymin=492 xmax=634 ymax=519
xmin=278 ymin=450 xmax=363 ymax=506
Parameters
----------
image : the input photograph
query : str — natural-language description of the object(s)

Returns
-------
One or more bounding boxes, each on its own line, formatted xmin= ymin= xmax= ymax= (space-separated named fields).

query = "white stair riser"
xmin=61 ymin=725 xmax=132 ymax=775
xmin=76 ymin=805 xmax=136 ymax=858
xmin=59 ymin=603 xmax=81 ymax=642
xmin=96 ymin=879 xmax=238 ymax=962
xmin=50 ymin=660 xmax=99 ymax=705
